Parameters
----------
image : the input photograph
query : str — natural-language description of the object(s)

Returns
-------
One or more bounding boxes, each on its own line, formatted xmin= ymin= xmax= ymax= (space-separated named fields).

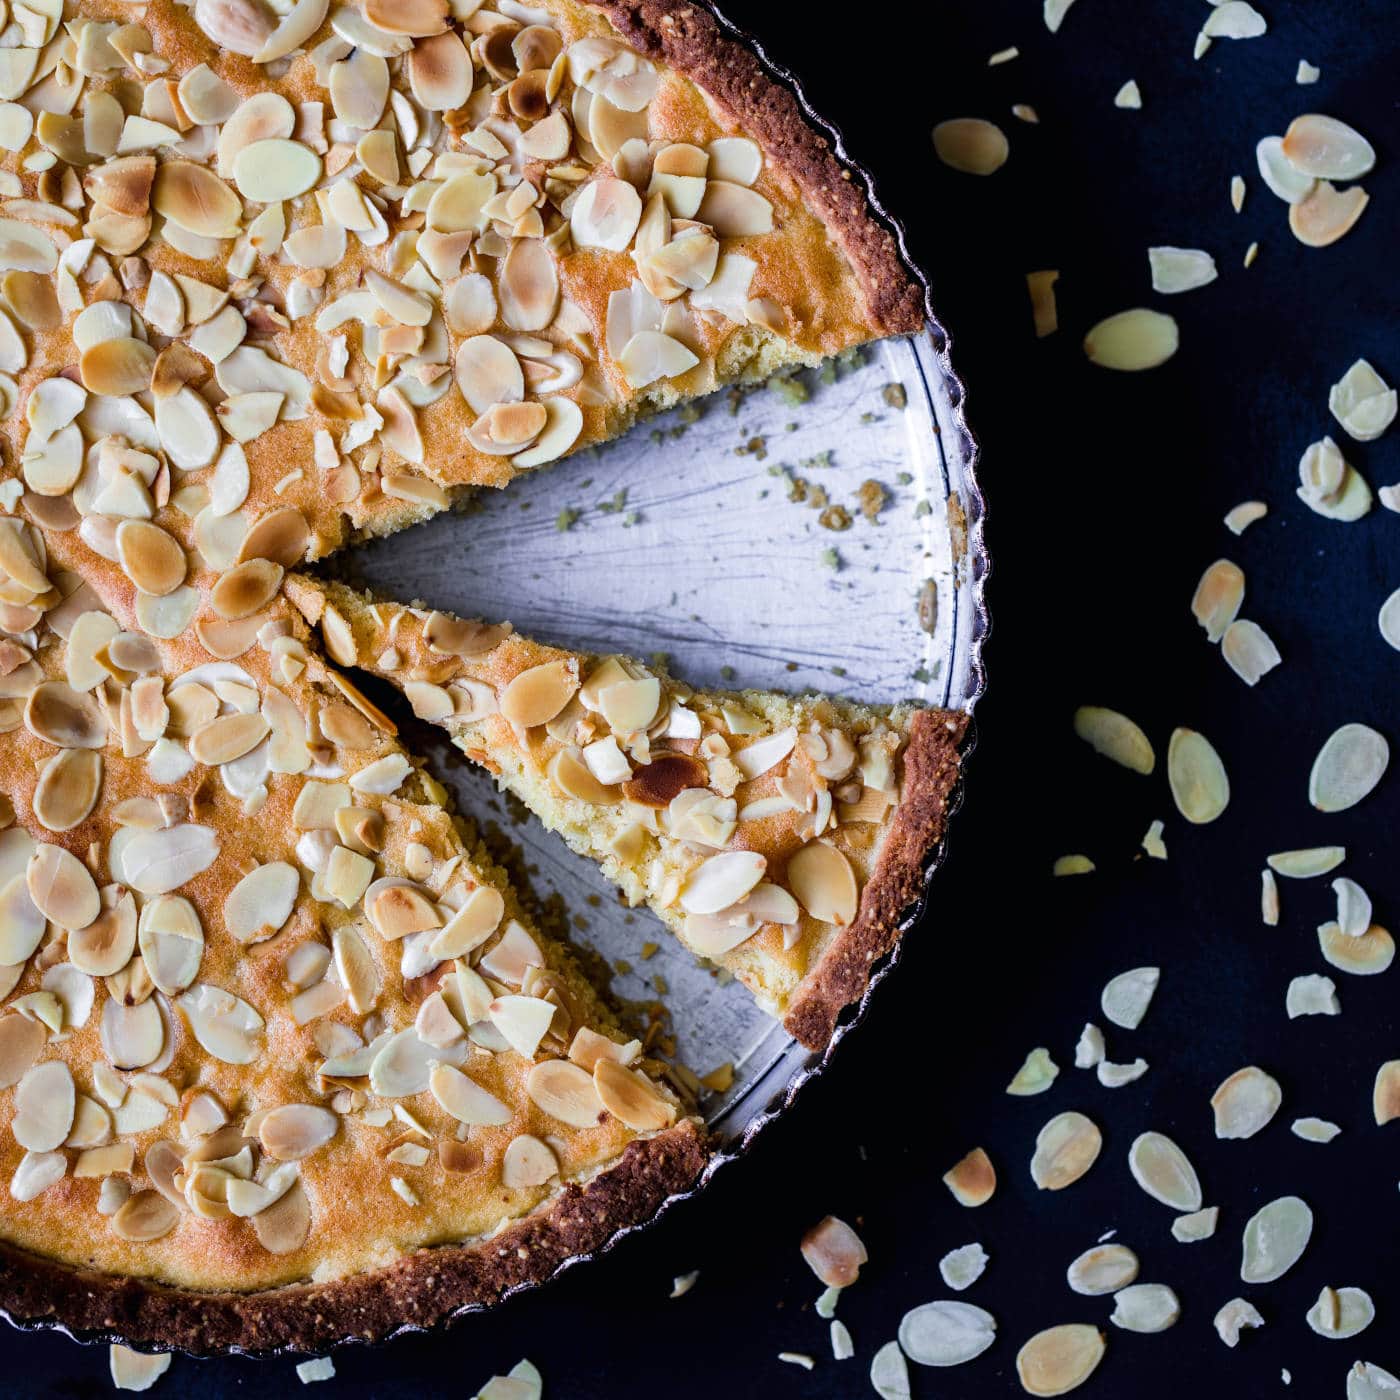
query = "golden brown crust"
xmin=782 ymin=708 xmax=967 ymax=1049
xmin=0 ymin=1119 xmax=706 ymax=1355
xmin=585 ymin=0 xmax=926 ymax=335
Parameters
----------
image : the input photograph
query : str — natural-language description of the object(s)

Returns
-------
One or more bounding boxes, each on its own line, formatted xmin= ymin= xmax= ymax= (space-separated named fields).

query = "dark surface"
xmin=14 ymin=0 xmax=1400 ymax=1394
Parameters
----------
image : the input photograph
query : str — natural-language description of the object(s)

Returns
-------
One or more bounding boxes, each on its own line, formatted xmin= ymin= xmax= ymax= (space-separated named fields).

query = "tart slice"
xmin=1 ymin=0 xmax=925 ymax=568
xmin=289 ymin=578 xmax=968 ymax=1050
xmin=0 ymin=524 xmax=700 ymax=1353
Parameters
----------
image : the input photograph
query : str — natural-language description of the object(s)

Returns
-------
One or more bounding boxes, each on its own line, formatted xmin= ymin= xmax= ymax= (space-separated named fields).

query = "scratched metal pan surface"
xmin=2 ymin=2 xmax=987 ymax=1363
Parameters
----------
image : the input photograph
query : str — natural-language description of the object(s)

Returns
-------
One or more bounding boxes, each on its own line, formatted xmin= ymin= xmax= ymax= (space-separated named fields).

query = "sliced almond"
xmin=1221 ymin=619 xmax=1281 ymax=686
xmin=1309 ymin=722 xmax=1388 ymax=812
xmin=1110 ymin=1283 xmax=1179 ymax=1333
xmin=1319 ymin=920 xmax=1394 ymax=975
xmin=800 ymin=1215 xmax=867 ymax=1288
xmin=1190 ymin=559 xmax=1245 ymax=641
xmin=1030 ymin=1111 xmax=1101 ymax=1190
xmin=1083 ymin=309 xmax=1178 ymax=371
xmin=593 ymin=1058 xmax=675 ymax=1130
xmin=1066 ymin=1244 xmax=1138 ymax=1295
xmin=525 ymin=1058 xmax=602 ymax=1128
xmin=1071 ymin=706 xmax=1154 ymax=773
xmin=1282 ymin=113 xmax=1376 ymax=180
xmin=1241 ymin=1195 xmax=1312 ymax=1282
xmin=1290 ymin=181 xmax=1369 ymax=247
xmin=1015 ymin=1324 xmax=1106 ymax=1396
xmin=1167 ymin=727 xmax=1229 ymax=823
xmin=1128 ymin=1131 xmax=1202 ymax=1211
xmin=1211 ymin=1066 xmax=1282 ymax=1139
xmin=942 ymin=1146 xmax=996 ymax=1207
xmin=258 ymin=1103 xmax=337 ymax=1161
xmin=932 ymin=118 xmax=1009 ymax=175
xmin=898 ymin=1301 xmax=997 ymax=1366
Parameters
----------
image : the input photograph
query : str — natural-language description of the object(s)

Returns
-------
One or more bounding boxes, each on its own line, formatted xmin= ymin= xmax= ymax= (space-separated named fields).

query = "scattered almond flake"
xmin=671 ymin=1271 xmax=699 ymax=1298
xmin=1286 ymin=973 xmax=1340 ymax=1018
xmin=1172 ymin=1206 xmax=1219 ymax=1242
xmin=1374 ymin=1060 xmax=1400 ymax=1125
xmin=1012 ymin=104 xmax=1041 ymax=124
xmin=1114 ymin=81 xmax=1142 ymax=110
xmin=1007 ymin=1046 xmax=1060 ymax=1096
xmin=1212 ymin=1066 xmax=1283 ymax=1139
xmin=943 ymin=1147 xmax=997 ymax=1207
xmin=1230 ymin=175 xmax=1247 ymax=212
xmin=1030 ymin=1111 xmax=1102 ymax=1190
xmin=296 ymin=1358 xmax=335 ymax=1384
xmin=109 ymin=1346 xmax=172 ymax=1392
xmin=870 ymin=1340 xmax=912 ymax=1399
xmin=830 ymin=1319 xmax=855 ymax=1360
xmin=940 ymin=1243 xmax=990 ymax=1292
xmin=898 ymin=1300 xmax=996 ymax=1366
xmin=1256 ymin=135 xmax=1317 ymax=205
xmin=1267 ymin=846 xmax=1346 ymax=878
xmin=1350 ymin=1363 xmax=1400 ymax=1398
xmin=1243 ymin=240 xmax=1260 ymax=268
xmin=777 ymin=1352 xmax=814 ymax=1371
xmin=1128 ymin=1132 xmax=1202 ymax=1211
xmin=1215 ymin=1297 xmax=1265 ymax=1347
xmin=1331 ymin=877 xmax=1374 ymax=937
xmin=1026 ymin=270 xmax=1060 ymax=338
xmin=1067 ymin=1244 xmax=1138 ymax=1295
xmin=1074 ymin=1023 xmax=1106 ymax=1069
xmin=988 ymin=46 xmax=1020 ymax=65
xmin=1290 ymin=1117 xmax=1341 ymax=1143
xmin=1097 ymin=1058 xmax=1148 ymax=1088
xmin=801 ymin=1215 xmax=867 ymax=1288
xmin=1073 ymin=706 xmax=1156 ymax=774
xmin=1284 ymin=113 xmax=1377 ymax=180
xmin=932 ymin=118 xmax=1010 ymax=176
xmin=1309 ymin=723 xmax=1389 ymax=812
xmin=1224 ymin=499 xmax=1267 ymax=534
xmin=1168 ymin=728 xmax=1230 ymax=823
xmin=1296 ymin=59 xmax=1321 ymax=83
xmin=1314 ymin=916 xmax=1390 ymax=975
xmin=1044 ymin=0 xmax=1078 ymax=32
xmin=813 ymin=1286 xmax=842 ymax=1318
xmin=1054 ymin=854 xmax=1096 ymax=877
xmin=1101 ymin=967 xmax=1160 ymax=1030
xmin=1198 ymin=1 xmax=1268 ymax=55
xmin=1290 ymin=180 xmax=1371 ymax=248
xmin=1141 ymin=820 xmax=1167 ymax=859
xmin=1083 ymin=308 xmax=1179 ymax=371
xmin=1222 ymin=619 xmax=1282 ymax=686
xmin=1379 ymin=589 xmax=1400 ymax=651
xmin=1329 ymin=359 xmax=1397 ymax=442
xmin=1110 ymin=1283 xmax=1180 ymax=1333
xmin=1149 ymin=247 xmax=1217 ymax=294
xmin=1191 ymin=559 xmax=1246 ymax=641
xmin=1305 ymin=1285 xmax=1375 ymax=1339
xmin=1241 ymin=1196 xmax=1313 ymax=1283
xmin=1016 ymin=1324 xmax=1106 ymax=1396
xmin=1261 ymin=869 xmax=1280 ymax=925
xmin=1382 ymin=484 xmax=1400 ymax=513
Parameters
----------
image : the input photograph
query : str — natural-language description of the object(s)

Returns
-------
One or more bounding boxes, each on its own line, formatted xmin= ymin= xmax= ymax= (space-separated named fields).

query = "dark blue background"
xmin=10 ymin=0 xmax=1399 ymax=1393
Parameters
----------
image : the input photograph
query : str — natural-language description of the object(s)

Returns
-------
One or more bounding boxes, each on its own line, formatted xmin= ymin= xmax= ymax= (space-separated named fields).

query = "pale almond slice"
xmin=454 ymin=335 xmax=523 ymax=417
xmin=1374 ymin=1059 xmax=1400 ymax=1125
xmin=253 ymin=1177 xmax=310 ymax=1254
xmin=1083 ymin=309 xmax=1178 ymax=371
xmin=1268 ymin=846 xmax=1346 ymax=878
xmin=786 ymin=841 xmax=857 ymax=925
xmin=176 ymin=983 xmax=263 ymax=1064
xmin=1224 ymin=500 xmax=1267 ymax=535
xmin=1329 ymin=358 xmax=1397 ymax=443
xmin=1007 ymin=1046 xmax=1059 ymax=1096
xmin=931 ymin=118 xmax=1009 ymax=176
xmin=525 ymin=1058 xmax=602 ymax=1128
xmin=899 ymin=1300 xmax=996 ymax=1366
xmin=1199 ymin=0 xmax=1267 ymax=41
xmin=1097 ymin=1058 xmax=1148 ymax=1088
xmin=1306 ymin=1285 xmax=1374 ymax=1339
xmin=1332 ymin=876 xmax=1373 ymax=935
xmin=223 ymin=862 xmax=299 ymax=944
xmin=696 ymin=179 xmax=775 ymax=235
xmin=1073 ymin=1023 xmax=1105 ymax=1069
xmin=571 ymin=175 xmax=642 ymax=250
xmin=1072 ymin=706 xmax=1154 ymax=774
xmin=617 ymin=330 xmax=698 ymax=389
xmin=1030 ymin=1111 xmax=1101 ymax=1191
xmin=12 ymin=1059 xmax=74 ymax=1151
xmin=1044 ymin=0 xmax=1078 ymax=32
xmin=1290 ymin=181 xmax=1370 ymax=248
xmin=1255 ymin=134 xmax=1315 ymax=204
xmin=1171 ymin=1206 xmax=1219 ymax=1242
xmin=500 ymin=659 xmax=578 ymax=728
xmin=27 ymin=842 xmax=99 ymax=929
xmin=1287 ymin=973 xmax=1340 ymax=1018
xmin=1241 ymin=1196 xmax=1312 ymax=1282
xmin=1222 ymin=619 xmax=1281 ymax=686
xmin=1015 ymin=1324 xmax=1105 ymax=1396
xmin=1128 ymin=1131 xmax=1202 ymax=1211
xmin=1148 ymin=247 xmax=1216 ymax=294
xmin=942 ymin=1147 xmax=996 ymax=1207
xmin=1283 ymin=113 xmax=1377 ymax=180
xmin=1309 ymin=723 xmax=1388 ymax=812
xmin=1291 ymin=1116 xmax=1341 ymax=1143
xmin=69 ymin=888 xmax=137 ymax=977
xmin=1319 ymin=921 xmax=1395 ymax=975
xmin=1101 ymin=966 xmax=1159 ymax=1030
xmin=593 ymin=1058 xmax=675 ymax=1131
xmin=939 ymin=1242 xmax=989 ymax=1292
xmin=1110 ymin=1283 xmax=1179 ymax=1333
xmin=1066 ymin=1244 xmax=1138 ymax=1295
xmin=1211 ymin=1066 xmax=1282 ymax=1139
xmin=109 ymin=1345 xmax=172 ymax=1392
xmin=679 ymin=850 xmax=766 ymax=916
xmin=1113 ymin=80 xmax=1142 ymax=110
xmin=259 ymin=1103 xmax=337 ymax=1161
xmin=501 ymin=1134 xmax=558 ymax=1190
xmin=1191 ymin=559 xmax=1245 ymax=641
xmin=1167 ymin=727 xmax=1229 ymax=823
xmin=113 ymin=1188 xmax=179 ymax=1243
xmin=1214 ymin=1298 xmax=1264 ymax=1348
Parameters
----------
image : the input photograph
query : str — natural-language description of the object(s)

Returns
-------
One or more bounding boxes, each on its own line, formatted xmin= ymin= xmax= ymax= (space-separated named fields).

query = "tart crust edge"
xmin=0 ymin=1118 xmax=707 ymax=1355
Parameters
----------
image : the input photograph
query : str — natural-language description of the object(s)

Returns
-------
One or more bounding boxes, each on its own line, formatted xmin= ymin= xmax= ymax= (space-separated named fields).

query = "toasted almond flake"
xmin=943 ymin=1147 xmax=996 ymax=1207
xmin=1072 ymin=706 xmax=1154 ymax=773
xmin=1306 ymin=1285 xmax=1374 ymax=1339
xmin=932 ymin=119 xmax=1009 ymax=176
xmin=1283 ymin=113 xmax=1376 ymax=181
xmin=1149 ymin=246 xmax=1216 ymax=294
xmin=1319 ymin=920 xmax=1394 ymax=975
xmin=1016 ymin=1324 xmax=1105 ymax=1396
xmin=1030 ymin=1111 xmax=1101 ymax=1191
xmin=1129 ymin=1132 xmax=1202 ymax=1211
xmin=109 ymin=1346 xmax=172 ymax=1392
xmin=1084 ymin=309 xmax=1178 ymax=371
xmin=787 ymin=840 xmax=857 ymax=925
xmin=525 ymin=1058 xmax=602 ymax=1128
xmin=1212 ymin=1066 xmax=1282 ymax=1139
xmin=1329 ymin=359 xmax=1397 ymax=442
xmin=112 ymin=1187 xmax=179 ymax=1243
xmin=1221 ymin=619 xmax=1281 ymax=685
xmin=1214 ymin=1297 xmax=1265 ymax=1347
xmin=500 ymin=660 xmax=578 ymax=729
xmin=1309 ymin=722 xmax=1388 ymax=812
xmin=800 ymin=1215 xmax=867 ymax=1288
xmin=1191 ymin=559 xmax=1245 ymax=641
xmin=939 ymin=1243 xmax=989 ymax=1292
xmin=1101 ymin=966 xmax=1159 ymax=1030
xmin=1374 ymin=1060 xmax=1400 ymax=1124
xmin=1167 ymin=728 xmax=1229 ymax=823
xmin=1067 ymin=1244 xmax=1138 ymax=1295
xmin=428 ymin=1067 xmax=507 ymax=1130
xmin=1110 ymin=1283 xmax=1179 ymax=1333
xmin=1172 ymin=1206 xmax=1219 ymax=1242
xmin=1290 ymin=181 xmax=1370 ymax=248
xmin=1007 ymin=1046 xmax=1059 ymax=1096
xmin=899 ymin=1300 xmax=996 ymax=1367
xmin=1287 ymin=973 xmax=1340 ymax=1018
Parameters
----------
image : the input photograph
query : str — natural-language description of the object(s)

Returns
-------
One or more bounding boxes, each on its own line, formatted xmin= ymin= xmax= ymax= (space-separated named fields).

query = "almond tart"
xmin=0 ymin=523 xmax=700 ymax=1352
xmin=288 ymin=578 xmax=967 ymax=1052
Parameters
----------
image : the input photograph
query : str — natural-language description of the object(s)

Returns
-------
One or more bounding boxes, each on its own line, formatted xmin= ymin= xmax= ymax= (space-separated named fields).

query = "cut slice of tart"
xmin=2 ymin=0 xmax=925 ymax=570
xmin=288 ymin=578 xmax=968 ymax=1051
xmin=0 ymin=523 xmax=701 ymax=1353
